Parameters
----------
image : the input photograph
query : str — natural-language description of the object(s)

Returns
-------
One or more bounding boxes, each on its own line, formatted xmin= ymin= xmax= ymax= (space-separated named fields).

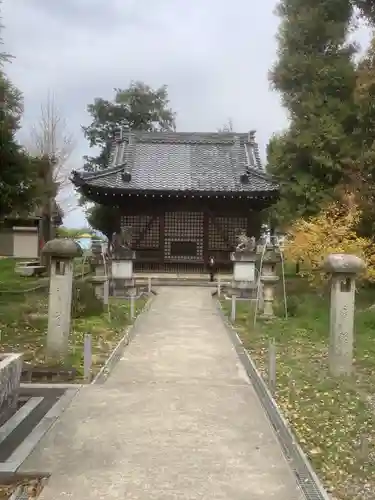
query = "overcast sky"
xmin=2 ymin=0 xmax=371 ymax=228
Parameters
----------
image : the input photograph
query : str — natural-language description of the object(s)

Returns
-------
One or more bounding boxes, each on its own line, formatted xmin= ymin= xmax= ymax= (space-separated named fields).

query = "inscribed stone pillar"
xmin=323 ymin=253 xmax=365 ymax=377
xmin=42 ymin=238 xmax=82 ymax=359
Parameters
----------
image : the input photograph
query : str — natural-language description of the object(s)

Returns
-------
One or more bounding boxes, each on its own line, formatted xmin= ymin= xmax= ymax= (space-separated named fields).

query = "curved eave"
xmin=75 ymin=180 xmax=279 ymax=204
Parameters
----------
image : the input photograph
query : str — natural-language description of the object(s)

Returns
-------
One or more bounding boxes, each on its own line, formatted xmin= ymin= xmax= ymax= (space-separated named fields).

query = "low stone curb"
xmin=215 ymin=298 xmax=332 ymax=500
xmin=92 ymin=293 xmax=155 ymax=384
xmin=0 ymin=387 xmax=80 ymax=475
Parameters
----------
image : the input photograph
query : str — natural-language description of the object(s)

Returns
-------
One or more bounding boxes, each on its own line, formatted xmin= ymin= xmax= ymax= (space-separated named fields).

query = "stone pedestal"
xmin=323 ymin=253 xmax=365 ymax=376
xmin=0 ymin=353 xmax=23 ymax=426
xmin=230 ymin=251 xmax=257 ymax=298
xmin=89 ymin=275 xmax=108 ymax=301
xmin=111 ymin=251 xmax=136 ymax=295
xmin=259 ymin=276 xmax=279 ymax=318
xmin=91 ymin=244 xmax=109 ymax=278
xmin=259 ymin=249 xmax=280 ymax=319
xmin=94 ymin=263 xmax=105 ymax=277
xmin=42 ymin=238 xmax=82 ymax=359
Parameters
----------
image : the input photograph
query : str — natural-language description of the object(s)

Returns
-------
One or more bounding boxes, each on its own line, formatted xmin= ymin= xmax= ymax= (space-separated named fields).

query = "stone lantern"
xmin=323 ymin=253 xmax=365 ymax=376
xmin=259 ymin=247 xmax=280 ymax=319
xmin=42 ymin=238 xmax=82 ymax=359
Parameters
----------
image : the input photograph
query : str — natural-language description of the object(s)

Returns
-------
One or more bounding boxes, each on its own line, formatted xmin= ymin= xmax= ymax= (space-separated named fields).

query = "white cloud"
xmin=1 ymin=0 xmax=370 ymax=227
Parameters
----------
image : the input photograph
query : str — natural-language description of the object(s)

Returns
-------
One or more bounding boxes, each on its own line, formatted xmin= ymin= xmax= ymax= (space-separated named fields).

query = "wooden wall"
xmin=118 ymin=197 xmax=264 ymax=272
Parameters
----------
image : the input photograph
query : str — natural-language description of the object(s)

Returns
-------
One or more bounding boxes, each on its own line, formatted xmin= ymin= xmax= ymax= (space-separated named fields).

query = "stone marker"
xmin=83 ymin=333 xmax=92 ymax=383
xmin=323 ymin=253 xmax=365 ymax=376
xmin=42 ymin=238 xmax=82 ymax=359
xmin=231 ymin=295 xmax=236 ymax=322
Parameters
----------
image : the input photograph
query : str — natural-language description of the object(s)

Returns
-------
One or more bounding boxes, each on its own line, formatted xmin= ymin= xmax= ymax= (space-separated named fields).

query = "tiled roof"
xmin=72 ymin=131 xmax=278 ymax=195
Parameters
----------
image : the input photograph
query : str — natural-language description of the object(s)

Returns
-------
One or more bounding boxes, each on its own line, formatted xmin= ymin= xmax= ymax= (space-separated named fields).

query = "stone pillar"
xmin=323 ymin=254 xmax=365 ymax=376
xmin=259 ymin=248 xmax=280 ymax=319
xmin=230 ymin=251 xmax=257 ymax=298
xmin=42 ymin=238 xmax=82 ymax=359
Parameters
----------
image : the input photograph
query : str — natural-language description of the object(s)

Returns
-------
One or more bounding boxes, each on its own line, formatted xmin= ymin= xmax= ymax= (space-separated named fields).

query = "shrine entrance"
xmin=164 ymin=211 xmax=204 ymax=263
xmin=120 ymin=209 xmax=253 ymax=274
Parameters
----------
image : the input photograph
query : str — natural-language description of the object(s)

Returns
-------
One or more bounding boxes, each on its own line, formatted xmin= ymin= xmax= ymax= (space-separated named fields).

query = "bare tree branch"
xmin=27 ymin=91 xmax=76 ymax=208
xmin=56 ymin=186 xmax=78 ymax=215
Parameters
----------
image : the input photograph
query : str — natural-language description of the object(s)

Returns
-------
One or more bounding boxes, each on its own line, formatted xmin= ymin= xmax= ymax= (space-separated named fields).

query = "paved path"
xmin=21 ymin=287 xmax=303 ymax=500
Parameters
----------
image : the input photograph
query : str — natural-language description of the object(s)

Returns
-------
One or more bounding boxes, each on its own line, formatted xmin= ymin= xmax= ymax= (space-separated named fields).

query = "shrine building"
xmin=71 ymin=129 xmax=279 ymax=273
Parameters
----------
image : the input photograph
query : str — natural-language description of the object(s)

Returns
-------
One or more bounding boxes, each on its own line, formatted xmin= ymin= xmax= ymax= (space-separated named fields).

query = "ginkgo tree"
xmin=284 ymin=193 xmax=375 ymax=285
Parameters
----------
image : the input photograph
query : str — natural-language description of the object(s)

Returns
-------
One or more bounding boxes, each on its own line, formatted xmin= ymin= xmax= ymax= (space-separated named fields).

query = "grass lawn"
xmin=0 ymin=259 xmax=148 ymax=381
xmin=0 ymin=257 xmax=91 ymax=292
xmin=221 ymin=277 xmax=375 ymax=500
xmin=0 ymin=258 xmax=44 ymax=291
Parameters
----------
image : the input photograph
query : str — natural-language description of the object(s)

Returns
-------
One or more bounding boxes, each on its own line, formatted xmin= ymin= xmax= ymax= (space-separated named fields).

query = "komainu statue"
xmin=235 ymin=230 xmax=256 ymax=253
xmin=111 ymin=227 xmax=132 ymax=258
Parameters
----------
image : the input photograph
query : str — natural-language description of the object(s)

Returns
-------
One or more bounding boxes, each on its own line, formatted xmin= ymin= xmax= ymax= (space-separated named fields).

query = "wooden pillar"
xmin=203 ymin=210 xmax=209 ymax=268
xmin=247 ymin=213 xmax=253 ymax=238
xmin=160 ymin=211 xmax=165 ymax=265
xmin=247 ymin=206 xmax=262 ymax=238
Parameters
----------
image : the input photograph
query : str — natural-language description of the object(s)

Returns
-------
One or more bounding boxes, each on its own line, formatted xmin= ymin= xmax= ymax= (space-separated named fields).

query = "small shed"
xmin=0 ymin=202 xmax=63 ymax=259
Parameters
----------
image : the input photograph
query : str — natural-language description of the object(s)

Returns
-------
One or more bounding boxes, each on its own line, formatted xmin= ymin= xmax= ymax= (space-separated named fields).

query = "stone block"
xmin=233 ymin=260 xmax=255 ymax=283
xmin=112 ymin=259 xmax=133 ymax=280
xmin=0 ymin=353 xmax=23 ymax=426
xmin=89 ymin=276 xmax=107 ymax=300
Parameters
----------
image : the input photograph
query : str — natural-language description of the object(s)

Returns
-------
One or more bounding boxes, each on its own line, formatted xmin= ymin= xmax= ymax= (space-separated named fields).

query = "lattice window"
xmin=121 ymin=215 xmax=160 ymax=248
xmin=164 ymin=211 xmax=204 ymax=261
xmin=208 ymin=216 xmax=247 ymax=250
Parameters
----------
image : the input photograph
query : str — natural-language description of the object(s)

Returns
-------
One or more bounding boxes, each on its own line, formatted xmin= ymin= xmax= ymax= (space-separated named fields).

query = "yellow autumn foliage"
xmin=284 ymin=198 xmax=375 ymax=284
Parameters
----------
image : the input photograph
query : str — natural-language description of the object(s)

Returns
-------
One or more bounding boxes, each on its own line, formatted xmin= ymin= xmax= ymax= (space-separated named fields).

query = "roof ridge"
xmin=73 ymin=165 xmax=124 ymax=181
xmin=119 ymin=130 xmax=251 ymax=145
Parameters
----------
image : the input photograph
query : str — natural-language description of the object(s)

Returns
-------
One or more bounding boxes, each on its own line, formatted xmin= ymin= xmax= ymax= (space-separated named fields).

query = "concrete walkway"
xmin=21 ymin=287 xmax=304 ymax=500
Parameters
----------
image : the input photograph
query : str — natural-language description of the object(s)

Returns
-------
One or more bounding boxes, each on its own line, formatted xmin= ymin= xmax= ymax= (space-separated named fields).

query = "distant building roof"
xmin=72 ymin=130 xmax=278 ymax=197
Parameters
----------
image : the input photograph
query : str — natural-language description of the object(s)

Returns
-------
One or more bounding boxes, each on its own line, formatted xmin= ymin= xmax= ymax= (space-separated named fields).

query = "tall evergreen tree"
xmin=0 ymin=11 xmax=38 ymax=219
xmin=82 ymin=81 xmax=175 ymax=235
xmin=267 ymin=0 xmax=357 ymax=227
xmin=82 ymin=81 xmax=175 ymax=173
xmin=350 ymin=33 xmax=375 ymax=236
